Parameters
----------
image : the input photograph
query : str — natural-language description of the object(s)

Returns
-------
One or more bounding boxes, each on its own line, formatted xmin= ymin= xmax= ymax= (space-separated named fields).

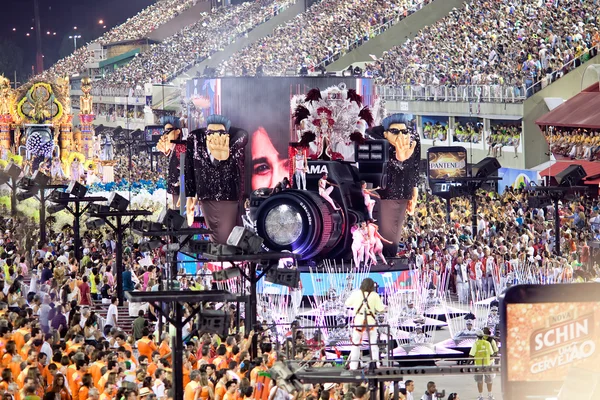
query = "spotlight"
xmin=198 ymin=310 xmax=230 ymax=337
xmin=16 ymin=190 xmax=36 ymax=201
xmin=212 ymin=267 xmax=241 ymax=282
xmin=31 ymin=170 xmax=50 ymax=186
xmin=4 ymin=163 xmax=22 ymax=180
xmin=265 ymin=267 xmax=300 ymax=289
xmin=227 ymin=226 xmax=264 ymax=253
xmin=49 ymin=191 xmax=71 ymax=201
xmin=88 ymin=203 xmax=110 ymax=214
xmin=67 ymin=180 xmax=88 ymax=198
xmin=139 ymin=240 xmax=163 ymax=252
xmin=131 ymin=220 xmax=163 ymax=233
xmin=86 ymin=218 xmax=106 ymax=230
xmin=269 ymin=362 xmax=303 ymax=394
xmin=187 ymin=240 xmax=211 ymax=254
xmin=48 ymin=203 xmax=67 ymax=214
xmin=17 ymin=177 xmax=34 ymax=189
xmin=108 ymin=192 xmax=129 ymax=212
xmin=157 ymin=208 xmax=185 ymax=230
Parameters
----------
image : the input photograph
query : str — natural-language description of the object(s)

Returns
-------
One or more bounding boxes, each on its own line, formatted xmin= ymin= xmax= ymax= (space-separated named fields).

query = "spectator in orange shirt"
xmin=137 ymin=328 xmax=157 ymax=360
xmin=222 ymin=380 xmax=238 ymax=400
xmin=158 ymin=333 xmax=172 ymax=363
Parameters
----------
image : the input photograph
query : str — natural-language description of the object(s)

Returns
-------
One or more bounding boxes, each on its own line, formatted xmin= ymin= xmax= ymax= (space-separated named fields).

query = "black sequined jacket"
xmin=184 ymin=127 xmax=248 ymax=201
xmin=371 ymin=127 xmax=421 ymax=200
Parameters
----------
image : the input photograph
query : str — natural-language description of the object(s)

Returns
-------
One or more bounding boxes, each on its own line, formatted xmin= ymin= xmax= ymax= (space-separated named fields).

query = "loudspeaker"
xmin=4 ymin=163 xmax=21 ymax=180
xmin=472 ymin=157 xmax=501 ymax=178
xmin=556 ymin=164 xmax=586 ymax=187
xmin=199 ymin=310 xmax=230 ymax=337
xmin=157 ymin=208 xmax=185 ymax=230
xmin=67 ymin=180 xmax=88 ymax=198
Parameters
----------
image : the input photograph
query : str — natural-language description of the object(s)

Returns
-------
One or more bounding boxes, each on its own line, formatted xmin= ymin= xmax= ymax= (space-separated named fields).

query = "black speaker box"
xmin=473 ymin=157 xmax=501 ymax=178
xmin=556 ymin=164 xmax=586 ymax=186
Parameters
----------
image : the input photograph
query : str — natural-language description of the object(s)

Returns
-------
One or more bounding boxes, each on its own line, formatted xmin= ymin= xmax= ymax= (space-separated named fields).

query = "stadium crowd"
xmin=0 ymin=174 xmax=596 ymax=400
xmin=99 ymin=0 xmax=291 ymax=89
xmin=217 ymin=0 xmax=434 ymax=76
xmin=546 ymin=127 xmax=600 ymax=160
xmin=35 ymin=0 xmax=196 ymax=83
xmin=367 ymin=0 xmax=600 ymax=98
xmin=402 ymin=186 xmax=599 ymax=304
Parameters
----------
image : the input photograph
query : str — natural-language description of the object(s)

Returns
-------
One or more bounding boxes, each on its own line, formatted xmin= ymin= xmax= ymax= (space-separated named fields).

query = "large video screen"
xmin=185 ymin=77 xmax=377 ymax=194
xmin=505 ymin=302 xmax=600 ymax=383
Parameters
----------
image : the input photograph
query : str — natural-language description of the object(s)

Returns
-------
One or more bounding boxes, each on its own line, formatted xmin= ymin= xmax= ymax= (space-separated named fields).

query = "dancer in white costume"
xmin=293 ymin=147 xmax=307 ymax=190
xmin=318 ymin=172 xmax=340 ymax=210
xmin=345 ymin=278 xmax=386 ymax=370
xmin=367 ymin=220 xmax=392 ymax=265
xmin=351 ymin=223 xmax=370 ymax=268
xmin=361 ymin=181 xmax=380 ymax=220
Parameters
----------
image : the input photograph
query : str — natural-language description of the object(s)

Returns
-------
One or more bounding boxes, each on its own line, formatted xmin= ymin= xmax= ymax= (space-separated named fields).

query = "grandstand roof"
xmin=536 ymin=83 xmax=600 ymax=129
xmin=538 ymin=160 xmax=600 ymax=185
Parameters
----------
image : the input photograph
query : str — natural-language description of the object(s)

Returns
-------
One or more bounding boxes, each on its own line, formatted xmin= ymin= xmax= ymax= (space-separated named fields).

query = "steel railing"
xmin=376 ymin=84 xmax=527 ymax=103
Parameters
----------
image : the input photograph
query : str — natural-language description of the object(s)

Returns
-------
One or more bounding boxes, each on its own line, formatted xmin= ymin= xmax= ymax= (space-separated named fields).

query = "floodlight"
xmin=108 ymin=192 xmax=129 ymax=212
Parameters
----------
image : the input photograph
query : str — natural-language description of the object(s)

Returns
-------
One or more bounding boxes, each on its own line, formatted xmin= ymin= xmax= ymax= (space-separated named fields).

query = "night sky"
xmin=0 ymin=0 xmax=156 ymax=81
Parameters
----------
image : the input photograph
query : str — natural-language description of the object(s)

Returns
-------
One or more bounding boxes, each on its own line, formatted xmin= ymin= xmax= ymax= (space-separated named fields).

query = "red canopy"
xmin=536 ymin=83 xmax=600 ymax=129
xmin=538 ymin=161 xmax=600 ymax=184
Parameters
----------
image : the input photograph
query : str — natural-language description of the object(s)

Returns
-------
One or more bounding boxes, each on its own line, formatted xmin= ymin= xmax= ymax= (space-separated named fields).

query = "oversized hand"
xmin=407 ymin=187 xmax=418 ymax=215
xmin=157 ymin=135 xmax=170 ymax=155
xmin=186 ymin=197 xmax=197 ymax=227
xmin=206 ymin=133 xmax=230 ymax=161
xmin=387 ymin=132 xmax=416 ymax=162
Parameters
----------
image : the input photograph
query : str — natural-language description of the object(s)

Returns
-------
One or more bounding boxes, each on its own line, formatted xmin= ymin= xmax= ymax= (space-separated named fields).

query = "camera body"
xmin=250 ymin=160 xmax=372 ymax=261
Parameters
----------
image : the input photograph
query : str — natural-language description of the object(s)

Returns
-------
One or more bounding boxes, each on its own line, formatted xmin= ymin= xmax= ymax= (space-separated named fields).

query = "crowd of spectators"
xmin=98 ymin=0 xmax=292 ymax=90
xmin=0 ymin=161 xmax=597 ymax=400
xmin=487 ymin=123 xmax=521 ymax=158
xmin=367 ymin=0 xmax=600 ymax=98
xmin=546 ymin=127 xmax=600 ymax=160
xmin=217 ymin=0 xmax=433 ymax=76
xmin=421 ymin=121 xmax=448 ymax=141
xmin=402 ymin=186 xmax=599 ymax=305
xmin=33 ymin=0 xmax=195 ymax=83
xmin=452 ymin=121 xmax=482 ymax=144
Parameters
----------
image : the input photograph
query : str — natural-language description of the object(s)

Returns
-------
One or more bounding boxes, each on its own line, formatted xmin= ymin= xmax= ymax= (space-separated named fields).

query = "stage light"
xmin=139 ymin=240 xmax=162 ymax=252
xmin=227 ymin=226 xmax=264 ymax=253
xmin=66 ymin=180 xmax=88 ymax=198
xmin=46 ymin=31 xmax=50 ymax=35
xmin=108 ymin=192 xmax=129 ymax=211
xmin=49 ymin=191 xmax=70 ymax=201
xmin=187 ymin=239 xmax=210 ymax=254
xmin=31 ymin=170 xmax=50 ymax=186
xmin=17 ymin=177 xmax=34 ymax=189
xmin=47 ymin=203 xmax=67 ymax=214
xmin=12 ymin=28 xmax=15 ymax=32
xmin=0 ymin=173 xmax=8 ymax=186
xmin=270 ymin=362 xmax=303 ymax=394
xmin=4 ymin=162 xmax=22 ymax=180
xmin=98 ymin=19 xmax=104 ymax=24
xmin=26 ymin=33 xmax=30 ymax=37
xmin=73 ymin=26 xmax=77 ymax=30
xmin=157 ymin=208 xmax=185 ymax=230
xmin=87 ymin=203 xmax=110 ymax=214
xmin=198 ymin=310 xmax=230 ymax=337
xmin=265 ymin=267 xmax=300 ymax=289
xmin=212 ymin=267 xmax=241 ymax=282
xmin=16 ymin=190 xmax=36 ymax=201
xmin=86 ymin=218 xmax=105 ymax=230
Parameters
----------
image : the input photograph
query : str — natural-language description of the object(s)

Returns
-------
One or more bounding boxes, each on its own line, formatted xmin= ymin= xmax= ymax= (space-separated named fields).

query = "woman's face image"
xmin=251 ymin=127 xmax=289 ymax=191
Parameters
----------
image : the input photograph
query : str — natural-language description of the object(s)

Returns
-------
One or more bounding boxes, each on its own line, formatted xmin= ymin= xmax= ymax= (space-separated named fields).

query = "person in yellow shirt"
xmin=345 ymin=278 xmax=386 ymax=370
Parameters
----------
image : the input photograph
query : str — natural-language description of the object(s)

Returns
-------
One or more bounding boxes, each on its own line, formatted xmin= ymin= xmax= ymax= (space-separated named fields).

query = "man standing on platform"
xmin=345 ymin=278 xmax=386 ymax=370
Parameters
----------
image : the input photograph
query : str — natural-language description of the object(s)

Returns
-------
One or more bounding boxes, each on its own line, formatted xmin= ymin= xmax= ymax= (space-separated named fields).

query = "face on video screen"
xmin=250 ymin=127 xmax=289 ymax=192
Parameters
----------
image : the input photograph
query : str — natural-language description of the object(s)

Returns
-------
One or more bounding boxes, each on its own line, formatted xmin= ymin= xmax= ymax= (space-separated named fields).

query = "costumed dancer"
xmin=369 ymin=114 xmax=420 ymax=257
xmin=367 ymin=219 xmax=392 ymax=265
xmin=101 ymin=134 xmax=114 ymax=161
xmin=185 ymin=115 xmax=248 ymax=244
xmin=293 ymin=147 xmax=307 ymax=190
xmin=345 ymin=278 xmax=386 ymax=370
xmin=351 ymin=223 xmax=369 ymax=268
xmin=424 ymin=284 xmax=440 ymax=309
xmin=157 ymin=119 xmax=185 ymax=209
xmin=410 ymin=320 xmax=427 ymax=344
xmin=401 ymin=299 xmax=418 ymax=318
xmin=456 ymin=313 xmax=478 ymax=338
xmin=361 ymin=181 xmax=380 ymax=221
xmin=86 ymin=164 xmax=99 ymax=186
xmin=318 ymin=172 xmax=341 ymax=210
xmin=50 ymin=157 xmax=66 ymax=182
xmin=486 ymin=300 xmax=500 ymax=335
xmin=70 ymin=157 xmax=84 ymax=182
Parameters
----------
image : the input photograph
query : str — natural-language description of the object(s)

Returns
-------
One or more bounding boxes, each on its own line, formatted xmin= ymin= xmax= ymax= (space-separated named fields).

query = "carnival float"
xmin=0 ymin=75 xmax=102 ymax=182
